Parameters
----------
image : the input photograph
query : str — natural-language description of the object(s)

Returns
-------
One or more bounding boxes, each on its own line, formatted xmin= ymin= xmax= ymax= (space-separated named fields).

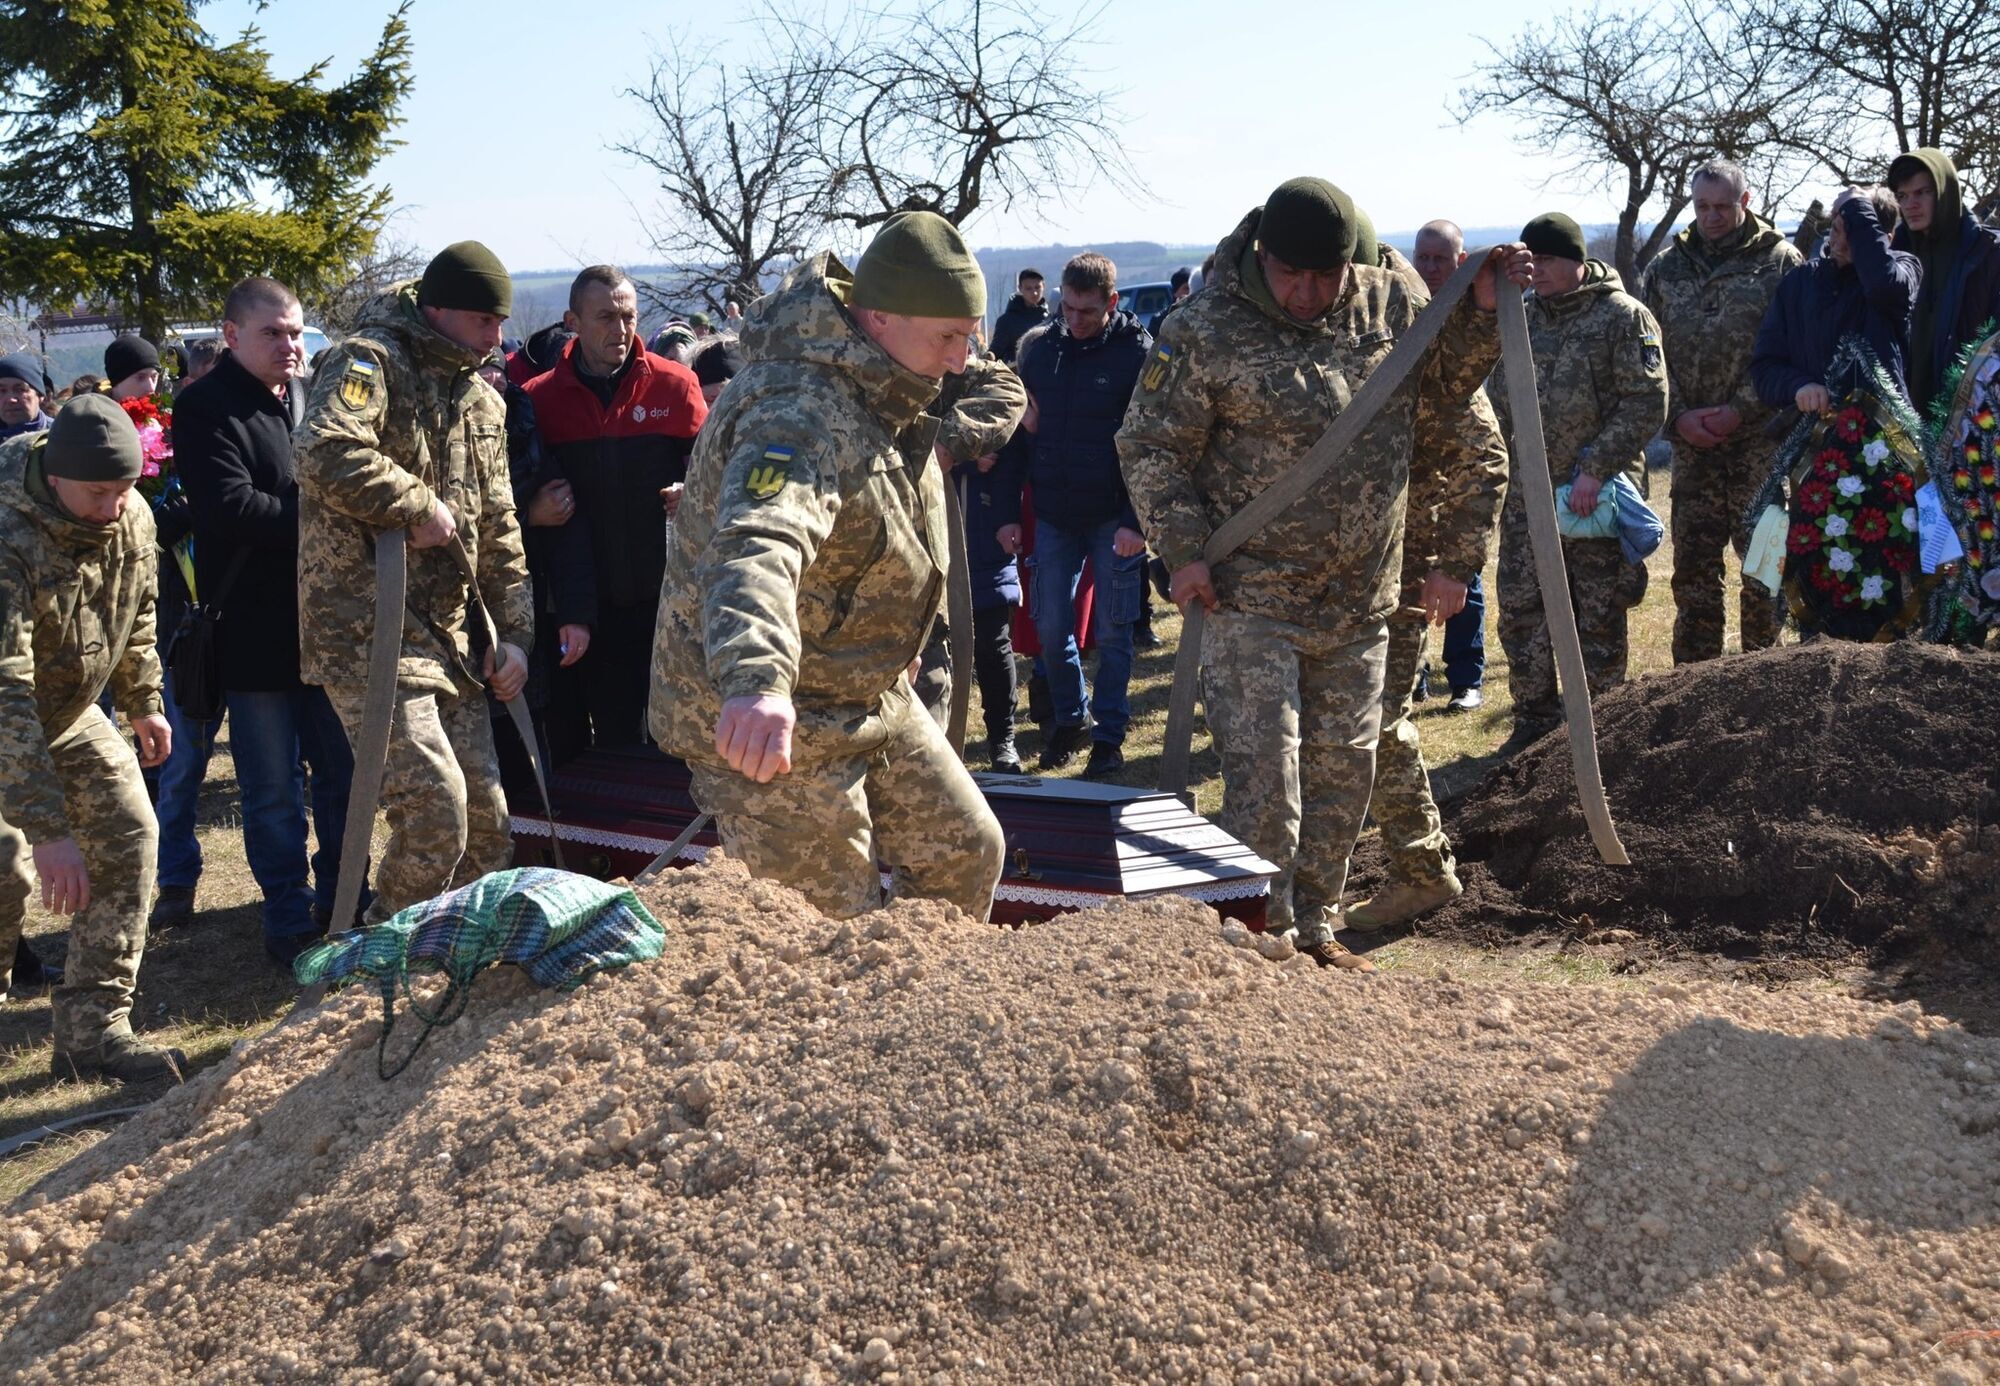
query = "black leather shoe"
xmin=148 ymin=884 xmax=197 ymax=931
xmin=1039 ymin=722 xmax=1090 ymax=771
xmin=988 ymin=733 xmax=1024 ymax=775
xmin=1083 ymin=741 xmax=1126 ymax=779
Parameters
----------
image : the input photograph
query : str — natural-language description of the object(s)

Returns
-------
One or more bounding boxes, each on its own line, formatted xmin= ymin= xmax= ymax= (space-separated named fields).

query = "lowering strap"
xmin=1156 ymin=251 xmax=1627 ymax=866
xmin=943 ymin=473 xmax=976 ymax=751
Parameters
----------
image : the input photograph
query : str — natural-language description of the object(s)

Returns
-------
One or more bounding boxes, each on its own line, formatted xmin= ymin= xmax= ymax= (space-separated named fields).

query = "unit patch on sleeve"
xmin=744 ymin=445 xmax=796 ymax=501
xmin=337 ymin=359 xmax=379 ymax=412
xmin=1140 ymin=342 xmax=1176 ymax=394
xmin=1640 ymin=329 xmax=1663 ymax=372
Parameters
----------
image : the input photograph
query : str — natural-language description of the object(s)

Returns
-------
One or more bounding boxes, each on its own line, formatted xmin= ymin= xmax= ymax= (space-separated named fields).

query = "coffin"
xmin=507 ymin=745 xmax=1276 ymax=928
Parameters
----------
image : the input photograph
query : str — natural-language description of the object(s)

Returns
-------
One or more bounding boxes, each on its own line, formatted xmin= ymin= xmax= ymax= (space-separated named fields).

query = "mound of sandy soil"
xmin=2 ymin=857 xmax=1997 ymax=1383
xmin=1417 ymin=641 xmax=2000 ymax=959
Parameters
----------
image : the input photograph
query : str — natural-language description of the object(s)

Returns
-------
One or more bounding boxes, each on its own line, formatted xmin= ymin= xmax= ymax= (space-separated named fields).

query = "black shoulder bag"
xmin=168 ymin=549 xmax=251 ymax=721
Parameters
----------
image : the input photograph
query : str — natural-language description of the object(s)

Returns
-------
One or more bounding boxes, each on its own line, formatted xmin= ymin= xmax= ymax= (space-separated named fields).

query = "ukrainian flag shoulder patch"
xmin=1141 ymin=342 xmax=1174 ymax=393
xmin=337 ymin=358 xmax=379 ymax=412
xmin=744 ymin=444 xmax=795 ymax=501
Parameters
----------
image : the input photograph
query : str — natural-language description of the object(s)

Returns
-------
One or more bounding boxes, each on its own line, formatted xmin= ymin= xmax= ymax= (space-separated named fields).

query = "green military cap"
xmin=43 ymin=394 xmax=143 ymax=482
xmin=420 ymin=240 xmax=514 ymax=318
xmin=1521 ymin=213 xmax=1588 ymax=264
xmin=1258 ymin=178 xmax=1359 ymax=271
xmin=851 ymin=211 xmax=987 ymax=319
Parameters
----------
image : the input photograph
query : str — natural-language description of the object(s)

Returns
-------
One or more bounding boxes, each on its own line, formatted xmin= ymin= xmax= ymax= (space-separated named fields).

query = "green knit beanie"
xmin=1257 ymin=178 xmax=1358 ymax=271
xmin=850 ymin=212 xmax=987 ymax=319
xmin=420 ymin=240 xmax=514 ymax=317
xmin=1521 ymin=213 xmax=1588 ymax=264
xmin=43 ymin=394 xmax=142 ymax=482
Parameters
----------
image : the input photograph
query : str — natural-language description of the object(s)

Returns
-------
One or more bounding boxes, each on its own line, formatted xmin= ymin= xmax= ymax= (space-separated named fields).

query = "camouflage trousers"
xmin=1669 ymin=438 xmax=1779 ymax=664
xmin=1365 ymin=616 xmax=1455 ymax=887
xmin=0 ymin=709 xmax=156 ymax=1053
xmin=325 ymin=682 xmax=511 ymax=925
xmin=1497 ymin=482 xmax=1641 ymax=719
xmin=1201 ymin=611 xmax=1388 ymax=945
xmin=690 ymin=678 xmax=1004 ymax=921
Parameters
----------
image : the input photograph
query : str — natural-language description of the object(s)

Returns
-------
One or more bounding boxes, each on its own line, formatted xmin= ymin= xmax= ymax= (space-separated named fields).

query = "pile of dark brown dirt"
xmin=1407 ymin=642 xmax=2000 ymax=959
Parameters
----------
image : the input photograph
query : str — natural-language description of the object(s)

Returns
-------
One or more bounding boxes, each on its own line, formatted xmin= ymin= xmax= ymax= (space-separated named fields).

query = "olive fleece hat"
xmin=1521 ymin=213 xmax=1588 ymax=264
xmin=1257 ymin=178 xmax=1359 ymax=271
xmin=419 ymin=240 xmax=514 ymax=317
xmin=103 ymin=335 xmax=160 ymax=387
xmin=850 ymin=211 xmax=987 ymax=319
xmin=43 ymin=394 xmax=143 ymax=482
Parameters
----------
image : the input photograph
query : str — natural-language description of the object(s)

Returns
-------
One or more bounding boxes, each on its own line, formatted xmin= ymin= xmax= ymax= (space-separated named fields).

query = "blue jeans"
xmin=155 ymin=672 xmax=222 ymax=889
xmin=1442 ymin=574 xmax=1486 ymax=693
xmin=1030 ymin=518 xmax=1140 ymax=744
xmin=225 ymin=685 xmax=357 ymax=942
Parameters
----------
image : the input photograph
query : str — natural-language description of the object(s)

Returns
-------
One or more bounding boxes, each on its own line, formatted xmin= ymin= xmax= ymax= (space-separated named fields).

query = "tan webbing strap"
xmin=1158 ymin=251 xmax=1487 ymax=802
xmin=1494 ymin=290 xmax=1629 ymax=866
xmin=943 ymin=473 xmax=976 ymax=752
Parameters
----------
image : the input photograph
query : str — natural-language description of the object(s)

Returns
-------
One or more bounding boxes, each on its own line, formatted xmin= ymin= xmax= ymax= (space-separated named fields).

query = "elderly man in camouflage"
xmin=1119 ymin=177 xmax=1529 ymax=970
xmin=296 ymin=242 xmax=532 ymax=926
xmin=0 ymin=396 xmax=182 ymax=1082
xmin=1491 ymin=215 xmax=1670 ymax=739
xmin=1344 ymin=244 xmax=1510 ymax=932
xmin=1640 ymin=160 xmax=1802 ymax=664
xmin=650 ymin=212 xmax=1006 ymax=921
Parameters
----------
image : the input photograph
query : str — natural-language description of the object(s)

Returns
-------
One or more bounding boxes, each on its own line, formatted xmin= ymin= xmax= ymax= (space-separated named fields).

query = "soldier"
xmin=0 ymin=395 xmax=182 ymax=1082
xmin=1640 ymin=160 xmax=1802 ymax=664
xmin=1118 ymin=177 xmax=1529 ymax=969
xmin=1344 ymin=249 xmax=1509 ymax=932
xmin=296 ymin=241 xmax=532 ymax=925
xmin=1491 ymin=214 xmax=1670 ymax=739
xmin=650 ymin=211 xmax=1007 ymax=921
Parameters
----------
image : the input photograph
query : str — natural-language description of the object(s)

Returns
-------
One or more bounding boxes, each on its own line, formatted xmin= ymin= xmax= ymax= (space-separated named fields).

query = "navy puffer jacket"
xmin=1000 ymin=311 xmax=1150 ymax=533
xmin=1751 ymin=197 xmax=1921 ymax=407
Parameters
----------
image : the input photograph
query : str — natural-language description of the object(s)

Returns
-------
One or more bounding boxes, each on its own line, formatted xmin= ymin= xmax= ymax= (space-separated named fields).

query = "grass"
xmin=0 ymin=476 xmax=1760 ymax=1193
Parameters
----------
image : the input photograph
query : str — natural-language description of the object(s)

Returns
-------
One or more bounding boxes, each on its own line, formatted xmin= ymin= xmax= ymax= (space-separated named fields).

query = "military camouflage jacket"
xmin=295 ymin=283 xmax=532 ymax=696
xmin=932 ymin=356 xmax=1026 ymax=463
xmin=0 ymin=438 xmax=162 ymax=843
xmin=1375 ymin=250 xmax=1511 ymax=586
xmin=1490 ymin=263 xmax=1670 ymax=485
xmin=1640 ymin=214 xmax=1801 ymax=435
xmin=651 ymin=252 xmax=950 ymax=762
xmin=1117 ymin=206 xmax=1502 ymax=628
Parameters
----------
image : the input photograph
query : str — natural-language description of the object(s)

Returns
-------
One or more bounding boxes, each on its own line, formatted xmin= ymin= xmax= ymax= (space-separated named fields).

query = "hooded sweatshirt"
xmin=1890 ymin=148 xmax=2000 ymax=406
xmin=0 ymin=435 xmax=162 ymax=843
xmin=650 ymin=252 xmax=951 ymax=763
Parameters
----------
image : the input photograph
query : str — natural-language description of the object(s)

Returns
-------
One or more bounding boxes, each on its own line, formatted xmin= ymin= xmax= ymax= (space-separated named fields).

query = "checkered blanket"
xmin=294 ymin=868 xmax=665 ymax=1076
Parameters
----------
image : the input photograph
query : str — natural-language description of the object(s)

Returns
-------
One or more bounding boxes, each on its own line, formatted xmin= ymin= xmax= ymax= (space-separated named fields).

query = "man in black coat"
xmin=990 ymin=267 xmax=1051 ymax=364
xmin=174 ymin=276 xmax=361 ymax=966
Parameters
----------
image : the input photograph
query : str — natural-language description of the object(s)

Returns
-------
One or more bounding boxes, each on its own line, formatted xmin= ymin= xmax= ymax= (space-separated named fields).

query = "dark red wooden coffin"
xmin=507 ymin=745 xmax=1276 ymax=928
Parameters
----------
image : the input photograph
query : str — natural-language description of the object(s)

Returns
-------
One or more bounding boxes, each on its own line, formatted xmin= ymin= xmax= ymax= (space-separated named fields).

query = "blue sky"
xmin=209 ymin=0 xmax=1658 ymax=271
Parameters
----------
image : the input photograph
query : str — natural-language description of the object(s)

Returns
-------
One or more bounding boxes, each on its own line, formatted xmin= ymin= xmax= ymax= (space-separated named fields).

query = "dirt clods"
xmin=3 ymin=855 xmax=1997 ymax=1381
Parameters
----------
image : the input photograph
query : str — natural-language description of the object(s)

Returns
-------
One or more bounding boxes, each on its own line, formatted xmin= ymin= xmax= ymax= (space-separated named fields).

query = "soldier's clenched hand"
xmin=34 ymin=838 xmax=89 ymax=916
xmin=485 ymin=642 xmax=529 ymax=702
xmin=717 ymin=694 xmax=795 ymax=783
xmin=1473 ymin=243 xmax=1535 ymax=310
xmin=130 ymin=713 xmax=172 ymax=768
xmin=1169 ymin=560 xmax=1217 ymax=613
xmin=1420 ymin=569 xmax=1469 ymax=625
xmin=1675 ymin=410 xmax=1722 ymax=448
xmin=660 ymin=483 xmax=684 ymax=519
xmin=410 ymin=498 xmax=457 ymax=549
xmin=1568 ymin=471 xmax=1604 ymax=518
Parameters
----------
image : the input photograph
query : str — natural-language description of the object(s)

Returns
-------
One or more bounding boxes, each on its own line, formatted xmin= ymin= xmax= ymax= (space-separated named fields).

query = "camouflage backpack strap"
xmin=1158 ymin=252 xmax=1489 ymax=804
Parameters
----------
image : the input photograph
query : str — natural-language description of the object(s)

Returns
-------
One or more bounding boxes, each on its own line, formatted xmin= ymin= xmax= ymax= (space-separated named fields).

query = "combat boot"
xmin=1344 ymin=873 xmax=1464 ymax=933
xmin=1297 ymin=938 xmax=1376 ymax=972
xmin=53 ymin=1034 xmax=188 ymax=1085
xmin=1039 ymin=723 xmax=1090 ymax=771
xmin=148 ymin=884 xmax=197 ymax=930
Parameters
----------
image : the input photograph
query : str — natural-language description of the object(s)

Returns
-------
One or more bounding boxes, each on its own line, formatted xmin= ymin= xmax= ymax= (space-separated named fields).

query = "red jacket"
xmin=526 ymin=342 xmax=707 ymax=608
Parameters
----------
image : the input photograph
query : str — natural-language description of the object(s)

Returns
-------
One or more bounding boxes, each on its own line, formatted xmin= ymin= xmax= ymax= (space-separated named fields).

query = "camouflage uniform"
xmin=1489 ymin=263 xmax=1669 ymax=721
xmin=1640 ymin=215 xmax=1801 ymax=662
xmin=295 ymin=284 xmax=532 ymax=923
xmin=1369 ymin=387 xmax=1508 ymax=886
xmin=1118 ymin=208 xmax=1502 ymax=942
xmin=914 ymin=356 xmax=1028 ymax=727
xmin=0 ymin=436 xmax=163 ymax=1054
xmin=649 ymin=253 xmax=1006 ymax=920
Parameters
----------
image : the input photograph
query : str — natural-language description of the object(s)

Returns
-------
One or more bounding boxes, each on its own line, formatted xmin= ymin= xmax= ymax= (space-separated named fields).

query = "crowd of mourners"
xmin=2 ymin=144 xmax=1997 ymax=1080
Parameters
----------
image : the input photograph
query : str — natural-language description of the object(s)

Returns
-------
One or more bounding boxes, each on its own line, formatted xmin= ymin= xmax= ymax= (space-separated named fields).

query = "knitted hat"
xmin=1257 ymin=178 xmax=1359 ymax=271
xmin=1521 ymin=213 xmax=1588 ymax=264
xmin=850 ymin=212 xmax=987 ymax=319
xmin=688 ymin=312 xmax=713 ymax=330
xmin=419 ymin=241 xmax=513 ymax=317
xmin=43 ymin=394 xmax=143 ymax=482
xmin=103 ymin=336 xmax=160 ymax=388
xmin=0 ymin=352 xmax=48 ymax=394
